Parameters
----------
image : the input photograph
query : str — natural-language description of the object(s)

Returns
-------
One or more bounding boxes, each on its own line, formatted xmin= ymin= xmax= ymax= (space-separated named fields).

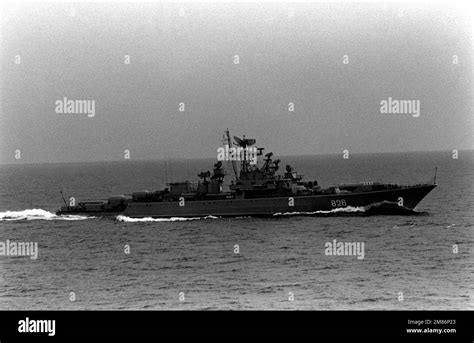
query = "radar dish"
xmin=233 ymin=136 xmax=256 ymax=147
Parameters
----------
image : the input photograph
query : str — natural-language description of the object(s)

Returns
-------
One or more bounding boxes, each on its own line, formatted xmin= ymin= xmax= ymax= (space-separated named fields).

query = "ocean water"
xmin=0 ymin=151 xmax=472 ymax=310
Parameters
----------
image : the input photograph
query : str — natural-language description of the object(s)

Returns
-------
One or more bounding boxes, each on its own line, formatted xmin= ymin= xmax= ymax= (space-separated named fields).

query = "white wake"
xmin=116 ymin=215 xmax=219 ymax=222
xmin=0 ymin=209 xmax=92 ymax=221
xmin=273 ymin=206 xmax=366 ymax=216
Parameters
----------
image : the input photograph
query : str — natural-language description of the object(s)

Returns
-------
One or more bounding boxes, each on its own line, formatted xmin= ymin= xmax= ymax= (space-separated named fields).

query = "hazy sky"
xmin=1 ymin=2 xmax=472 ymax=164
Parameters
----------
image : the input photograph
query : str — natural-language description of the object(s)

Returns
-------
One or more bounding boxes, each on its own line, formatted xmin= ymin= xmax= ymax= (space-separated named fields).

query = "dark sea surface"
xmin=0 ymin=151 xmax=472 ymax=310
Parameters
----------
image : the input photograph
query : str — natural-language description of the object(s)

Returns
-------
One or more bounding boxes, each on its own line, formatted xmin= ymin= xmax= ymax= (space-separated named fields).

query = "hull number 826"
xmin=331 ymin=199 xmax=347 ymax=207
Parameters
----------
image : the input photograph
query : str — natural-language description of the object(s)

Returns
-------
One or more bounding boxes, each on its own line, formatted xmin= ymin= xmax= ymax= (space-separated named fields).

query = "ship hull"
xmin=60 ymin=184 xmax=436 ymax=218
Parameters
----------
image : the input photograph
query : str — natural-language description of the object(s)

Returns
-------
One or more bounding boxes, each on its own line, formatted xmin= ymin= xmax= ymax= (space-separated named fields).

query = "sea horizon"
xmin=1 ymin=148 xmax=472 ymax=167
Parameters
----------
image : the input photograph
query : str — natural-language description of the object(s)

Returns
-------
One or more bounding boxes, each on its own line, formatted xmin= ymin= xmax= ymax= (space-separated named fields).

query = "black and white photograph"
xmin=0 ymin=0 xmax=472 ymax=338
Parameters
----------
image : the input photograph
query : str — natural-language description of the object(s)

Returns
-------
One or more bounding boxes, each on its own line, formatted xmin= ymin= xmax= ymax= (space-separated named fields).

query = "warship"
xmin=57 ymin=130 xmax=437 ymax=218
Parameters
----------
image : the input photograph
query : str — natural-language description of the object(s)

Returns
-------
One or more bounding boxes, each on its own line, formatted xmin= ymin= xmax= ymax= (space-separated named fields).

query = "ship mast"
xmin=225 ymin=128 xmax=239 ymax=181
